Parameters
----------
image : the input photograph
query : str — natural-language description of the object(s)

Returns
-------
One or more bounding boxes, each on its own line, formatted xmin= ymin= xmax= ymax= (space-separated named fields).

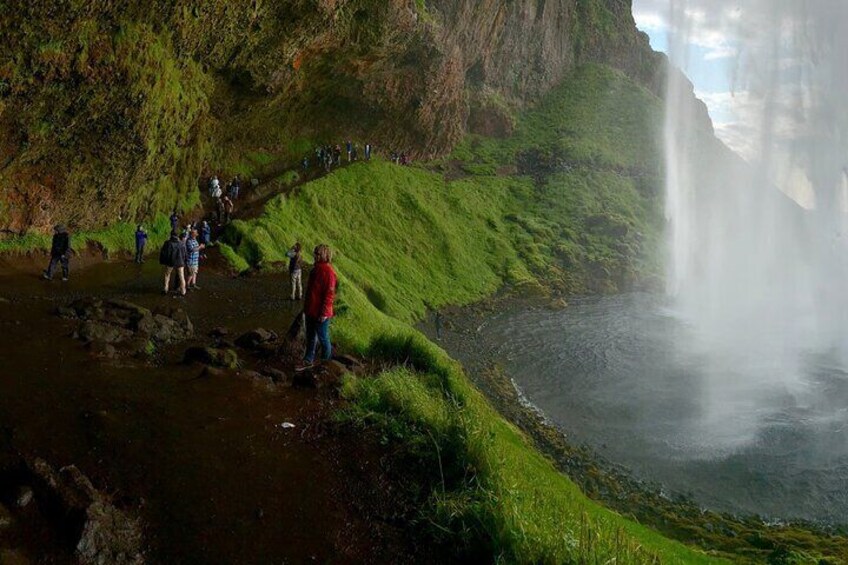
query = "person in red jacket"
xmin=301 ymin=244 xmax=338 ymax=366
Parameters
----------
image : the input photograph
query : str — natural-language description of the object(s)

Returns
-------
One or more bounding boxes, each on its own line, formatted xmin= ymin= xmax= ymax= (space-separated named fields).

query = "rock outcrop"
xmin=0 ymin=0 xmax=673 ymax=233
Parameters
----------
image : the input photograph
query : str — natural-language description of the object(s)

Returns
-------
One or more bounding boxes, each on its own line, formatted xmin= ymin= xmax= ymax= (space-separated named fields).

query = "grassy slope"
xmin=223 ymin=65 xmax=726 ymax=563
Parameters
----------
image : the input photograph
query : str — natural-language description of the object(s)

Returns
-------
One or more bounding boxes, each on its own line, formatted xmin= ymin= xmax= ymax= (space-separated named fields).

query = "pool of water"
xmin=478 ymin=293 xmax=848 ymax=523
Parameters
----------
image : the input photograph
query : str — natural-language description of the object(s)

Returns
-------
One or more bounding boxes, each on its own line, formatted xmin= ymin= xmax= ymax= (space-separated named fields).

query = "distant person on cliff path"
xmin=170 ymin=210 xmax=180 ymax=233
xmin=228 ymin=176 xmax=241 ymax=200
xmin=299 ymin=244 xmax=337 ymax=368
xmin=346 ymin=140 xmax=352 ymax=162
xmin=286 ymin=242 xmax=304 ymax=301
xmin=208 ymin=175 xmax=220 ymax=197
xmin=185 ymin=228 xmax=205 ymax=290
xmin=134 ymin=225 xmax=148 ymax=263
xmin=365 ymin=143 xmax=372 ymax=161
xmin=221 ymin=195 xmax=234 ymax=224
xmin=159 ymin=231 xmax=187 ymax=296
xmin=43 ymin=224 xmax=71 ymax=282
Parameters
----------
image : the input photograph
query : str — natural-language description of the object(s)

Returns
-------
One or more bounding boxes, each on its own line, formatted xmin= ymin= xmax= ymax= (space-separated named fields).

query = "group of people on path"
xmin=304 ymin=141 xmax=373 ymax=173
xmin=41 ymin=220 xmax=338 ymax=370
xmin=208 ymin=175 xmax=237 ymax=225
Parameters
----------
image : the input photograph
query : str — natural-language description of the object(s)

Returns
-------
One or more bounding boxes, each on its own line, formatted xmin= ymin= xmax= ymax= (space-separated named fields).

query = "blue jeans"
xmin=304 ymin=316 xmax=331 ymax=363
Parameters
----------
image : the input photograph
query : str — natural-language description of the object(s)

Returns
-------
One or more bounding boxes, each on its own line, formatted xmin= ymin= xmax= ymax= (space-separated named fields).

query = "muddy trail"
xmin=0 ymin=258 xmax=442 ymax=564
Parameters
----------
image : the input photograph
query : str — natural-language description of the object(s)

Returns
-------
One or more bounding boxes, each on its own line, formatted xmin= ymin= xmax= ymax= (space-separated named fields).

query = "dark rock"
xmin=78 ymin=320 xmax=133 ymax=345
xmin=56 ymin=305 xmax=77 ymax=319
xmin=200 ymin=366 xmax=227 ymax=378
xmin=14 ymin=486 xmax=34 ymax=508
xmin=209 ymin=327 xmax=229 ymax=338
xmin=0 ymin=549 xmax=28 ymax=565
xmin=183 ymin=347 xmax=239 ymax=369
xmin=254 ymin=342 xmax=280 ymax=358
xmin=0 ymin=501 xmax=12 ymax=529
xmin=28 ymin=459 xmax=143 ymax=564
xmin=260 ymin=368 xmax=291 ymax=386
xmin=86 ymin=341 xmax=119 ymax=359
xmin=293 ymin=370 xmax=320 ymax=388
xmin=235 ymin=328 xmax=278 ymax=350
xmin=319 ymin=360 xmax=350 ymax=386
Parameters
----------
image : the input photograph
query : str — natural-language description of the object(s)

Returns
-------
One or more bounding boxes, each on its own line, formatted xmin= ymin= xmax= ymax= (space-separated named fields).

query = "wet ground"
xmin=0 ymin=254 xmax=436 ymax=563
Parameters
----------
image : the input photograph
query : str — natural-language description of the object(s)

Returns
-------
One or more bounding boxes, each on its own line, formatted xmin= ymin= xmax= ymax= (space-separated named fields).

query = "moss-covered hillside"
xmin=0 ymin=0 xmax=665 ymax=235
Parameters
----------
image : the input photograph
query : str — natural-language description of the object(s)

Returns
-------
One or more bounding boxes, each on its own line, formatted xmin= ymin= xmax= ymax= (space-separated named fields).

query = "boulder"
xmin=14 ymin=486 xmax=34 ymax=508
xmin=86 ymin=341 xmax=119 ymax=360
xmin=0 ymin=501 xmax=12 ymax=529
xmin=235 ymin=329 xmax=278 ymax=350
xmin=260 ymin=368 xmax=291 ymax=386
xmin=319 ymin=360 xmax=350 ymax=386
xmin=293 ymin=370 xmax=320 ymax=389
xmin=0 ymin=549 xmax=29 ymax=565
xmin=28 ymin=459 xmax=143 ymax=565
xmin=183 ymin=347 xmax=239 ymax=369
xmin=78 ymin=320 xmax=133 ymax=345
xmin=199 ymin=366 xmax=228 ymax=379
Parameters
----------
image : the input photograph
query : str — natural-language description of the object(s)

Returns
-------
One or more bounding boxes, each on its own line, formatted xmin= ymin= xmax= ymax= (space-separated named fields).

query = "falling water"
xmin=664 ymin=0 xmax=848 ymax=450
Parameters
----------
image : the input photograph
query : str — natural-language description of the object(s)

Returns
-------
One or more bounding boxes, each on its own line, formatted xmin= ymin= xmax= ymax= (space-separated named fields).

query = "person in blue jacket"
xmin=134 ymin=225 xmax=148 ymax=263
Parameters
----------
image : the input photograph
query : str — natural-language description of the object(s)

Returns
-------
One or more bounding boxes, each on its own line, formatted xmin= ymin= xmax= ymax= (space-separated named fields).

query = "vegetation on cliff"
xmin=0 ymin=0 xmax=662 ymax=235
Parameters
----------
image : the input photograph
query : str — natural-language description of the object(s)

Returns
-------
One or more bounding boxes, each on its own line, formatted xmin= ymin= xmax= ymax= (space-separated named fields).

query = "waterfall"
xmin=663 ymin=0 xmax=848 ymax=448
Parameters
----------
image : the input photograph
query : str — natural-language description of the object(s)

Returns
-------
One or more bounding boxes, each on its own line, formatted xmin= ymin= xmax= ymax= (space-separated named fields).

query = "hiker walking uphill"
xmin=134 ymin=225 xmax=148 ymax=263
xmin=43 ymin=224 xmax=71 ymax=281
xmin=286 ymin=242 xmax=303 ymax=301
xmin=300 ymin=244 xmax=337 ymax=368
xmin=170 ymin=210 xmax=180 ymax=233
xmin=159 ymin=231 xmax=187 ymax=296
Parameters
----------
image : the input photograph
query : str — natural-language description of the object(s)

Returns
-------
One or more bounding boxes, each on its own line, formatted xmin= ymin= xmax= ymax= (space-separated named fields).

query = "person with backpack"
xmin=43 ymin=224 xmax=71 ymax=281
xmin=285 ymin=242 xmax=304 ymax=300
xmin=134 ymin=225 xmax=148 ymax=263
xmin=159 ymin=231 xmax=187 ymax=296
xmin=208 ymin=175 xmax=220 ymax=197
xmin=298 ymin=244 xmax=337 ymax=369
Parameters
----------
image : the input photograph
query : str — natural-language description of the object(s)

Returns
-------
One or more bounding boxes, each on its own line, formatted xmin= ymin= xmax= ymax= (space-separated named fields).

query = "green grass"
xmin=217 ymin=65 xmax=730 ymax=562
xmin=0 ymin=214 xmax=173 ymax=255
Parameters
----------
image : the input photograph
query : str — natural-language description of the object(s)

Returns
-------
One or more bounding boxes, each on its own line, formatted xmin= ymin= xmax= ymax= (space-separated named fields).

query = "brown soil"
xmin=0 ymin=259 xmax=448 ymax=564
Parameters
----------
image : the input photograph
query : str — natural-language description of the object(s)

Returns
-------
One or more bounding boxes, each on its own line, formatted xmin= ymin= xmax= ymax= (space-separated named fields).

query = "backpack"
xmin=159 ymin=240 xmax=174 ymax=266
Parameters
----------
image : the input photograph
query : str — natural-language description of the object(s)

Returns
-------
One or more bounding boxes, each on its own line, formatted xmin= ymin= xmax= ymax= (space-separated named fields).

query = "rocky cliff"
xmin=0 ymin=0 xmax=692 ymax=234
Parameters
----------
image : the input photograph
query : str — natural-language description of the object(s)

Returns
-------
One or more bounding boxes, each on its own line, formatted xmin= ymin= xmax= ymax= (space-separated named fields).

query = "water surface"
xmin=480 ymin=293 xmax=848 ymax=523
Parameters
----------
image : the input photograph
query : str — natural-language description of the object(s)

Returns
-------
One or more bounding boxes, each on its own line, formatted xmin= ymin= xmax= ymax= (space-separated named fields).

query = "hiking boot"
xmin=190 ymin=285 xmax=201 ymax=290
xmin=62 ymin=277 xmax=69 ymax=282
xmin=42 ymin=272 xmax=51 ymax=281
xmin=294 ymin=362 xmax=314 ymax=373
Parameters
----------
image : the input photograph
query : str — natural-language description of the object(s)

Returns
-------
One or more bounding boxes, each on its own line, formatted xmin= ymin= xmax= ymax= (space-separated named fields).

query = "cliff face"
xmin=0 ymin=0 xmax=670 ymax=233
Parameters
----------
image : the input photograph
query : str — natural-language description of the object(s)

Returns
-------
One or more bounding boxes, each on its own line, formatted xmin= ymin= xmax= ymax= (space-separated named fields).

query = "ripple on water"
xmin=481 ymin=292 xmax=848 ymax=524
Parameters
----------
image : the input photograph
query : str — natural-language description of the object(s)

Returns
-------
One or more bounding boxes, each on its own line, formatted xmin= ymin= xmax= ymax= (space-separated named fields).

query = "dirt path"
xmin=0 ymin=259 xmax=441 ymax=563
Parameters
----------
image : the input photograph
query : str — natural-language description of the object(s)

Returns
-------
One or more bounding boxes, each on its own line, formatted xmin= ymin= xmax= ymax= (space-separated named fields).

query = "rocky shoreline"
xmin=419 ymin=290 xmax=848 ymax=563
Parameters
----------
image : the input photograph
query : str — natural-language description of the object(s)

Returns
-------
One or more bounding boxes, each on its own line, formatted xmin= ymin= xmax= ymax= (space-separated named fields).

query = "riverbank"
xmin=418 ymin=290 xmax=848 ymax=563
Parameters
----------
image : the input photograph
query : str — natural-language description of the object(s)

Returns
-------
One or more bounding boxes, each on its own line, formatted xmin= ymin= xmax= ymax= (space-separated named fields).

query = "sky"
xmin=629 ymin=0 xmax=848 ymax=211
xmin=631 ymin=0 xmax=743 ymax=154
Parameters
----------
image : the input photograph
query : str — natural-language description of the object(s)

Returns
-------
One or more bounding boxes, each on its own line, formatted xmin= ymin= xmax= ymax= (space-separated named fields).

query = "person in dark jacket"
xmin=159 ymin=231 xmax=187 ymax=296
xmin=200 ymin=220 xmax=212 ymax=246
xmin=43 ymin=224 xmax=71 ymax=281
xmin=285 ymin=242 xmax=303 ymax=300
xmin=299 ymin=244 xmax=338 ymax=368
xmin=170 ymin=210 xmax=180 ymax=232
xmin=134 ymin=225 xmax=148 ymax=263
